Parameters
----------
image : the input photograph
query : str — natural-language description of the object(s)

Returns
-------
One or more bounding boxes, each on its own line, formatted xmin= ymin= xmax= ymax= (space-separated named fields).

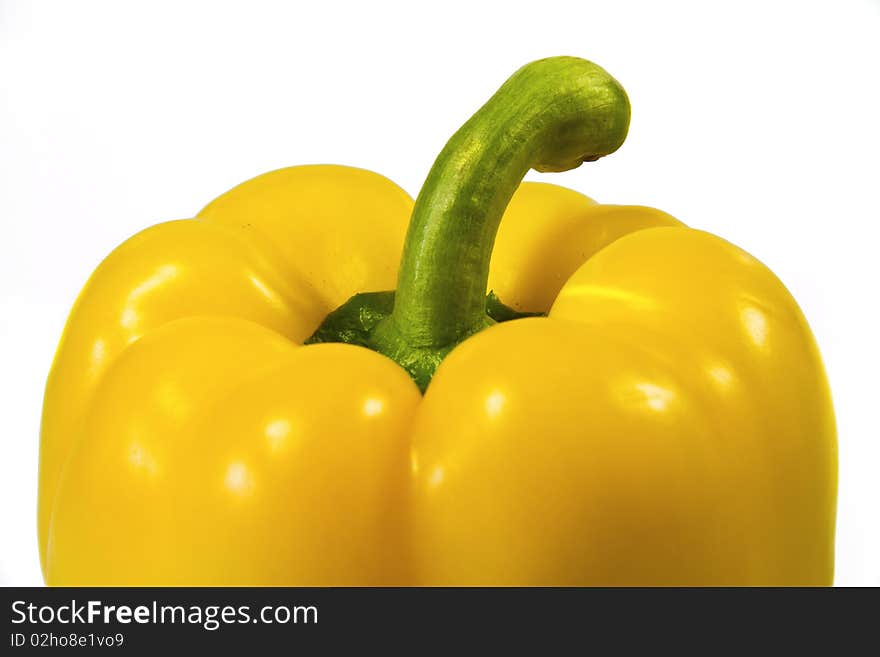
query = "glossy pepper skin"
xmin=39 ymin=57 xmax=836 ymax=586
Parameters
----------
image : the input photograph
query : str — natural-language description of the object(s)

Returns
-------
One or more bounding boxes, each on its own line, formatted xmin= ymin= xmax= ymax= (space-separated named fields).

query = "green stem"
xmin=308 ymin=57 xmax=631 ymax=390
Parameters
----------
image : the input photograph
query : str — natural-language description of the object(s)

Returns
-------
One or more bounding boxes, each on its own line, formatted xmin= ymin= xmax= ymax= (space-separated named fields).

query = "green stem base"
xmin=304 ymin=291 xmax=542 ymax=391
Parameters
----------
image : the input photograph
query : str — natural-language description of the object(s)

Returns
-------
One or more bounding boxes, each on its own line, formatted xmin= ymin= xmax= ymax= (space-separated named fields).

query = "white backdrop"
xmin=2 ymin=0 xmax=878 ymax=586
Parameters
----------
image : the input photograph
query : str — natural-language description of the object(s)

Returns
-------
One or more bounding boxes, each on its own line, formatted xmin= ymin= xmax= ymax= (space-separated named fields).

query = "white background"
xmin=2 ymin=0 xmax=878 ymax=586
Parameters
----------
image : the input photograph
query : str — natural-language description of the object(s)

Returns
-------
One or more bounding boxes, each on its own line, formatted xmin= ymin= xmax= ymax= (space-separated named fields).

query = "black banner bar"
xmin=1 ymin=587 xmax=872 ymax=651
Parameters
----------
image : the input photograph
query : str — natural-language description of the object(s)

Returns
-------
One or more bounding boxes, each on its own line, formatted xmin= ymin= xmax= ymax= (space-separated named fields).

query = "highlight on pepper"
xmin=38 ymin=56 xmax=836 ymax=586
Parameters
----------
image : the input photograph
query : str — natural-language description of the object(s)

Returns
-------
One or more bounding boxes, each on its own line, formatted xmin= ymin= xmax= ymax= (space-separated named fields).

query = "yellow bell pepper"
xmin=39 ymin=57 xmax=836 ymax=586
